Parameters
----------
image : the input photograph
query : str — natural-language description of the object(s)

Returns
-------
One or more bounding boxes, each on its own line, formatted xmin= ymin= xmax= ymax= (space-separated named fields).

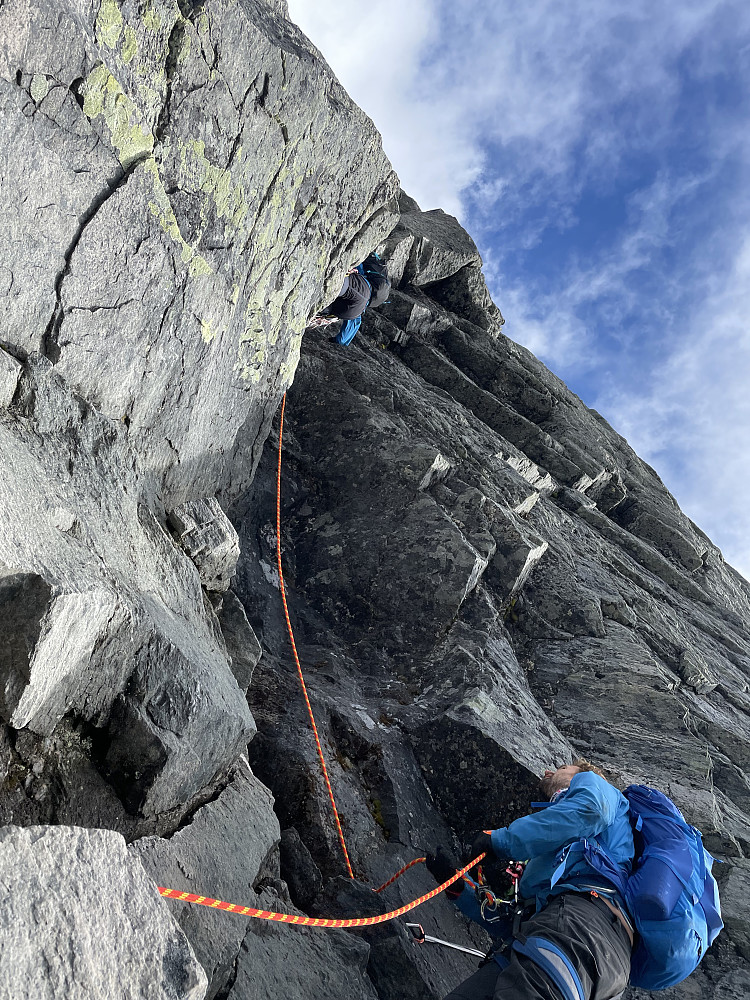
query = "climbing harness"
xmin=158 ymin=853 xmax=485 ymax=929
xmin=474 ymin=859 xmax=525 ymax=922
xmin=405 ymin=923 xmax=486 ymax=959
xmin=276 ymin=393 xmax=354 ymax=880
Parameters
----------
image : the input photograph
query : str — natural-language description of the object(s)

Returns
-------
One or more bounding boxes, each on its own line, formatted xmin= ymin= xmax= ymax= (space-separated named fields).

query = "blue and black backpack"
xmin=558 ymin=784 xmax=723 ymax=990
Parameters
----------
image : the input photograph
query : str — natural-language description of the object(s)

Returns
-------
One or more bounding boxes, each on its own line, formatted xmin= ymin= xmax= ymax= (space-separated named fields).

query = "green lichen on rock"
xmin=96 ymin=0 xmax=124 ymax=49
xmin=279 ymin=331 xmax=303 ymax=385
xmin=234 ymin=300 xmax=266 ymax=383
xmin=143 ymin=157 xmax=214 ymax=278
xmin=30 ymin=75 xmax=49 ymax=102
xmin=189 ymin=256 xmax=213 ymax=278
xmin=80 ymin=63 xmax=154 ymax=169
xmin=178 ymin=139 xmax=249 ymax=231
xmin=143 ymin=5 xmax=162 ymax=32
xmin=122 ymin=25 xmax=138 ymax=64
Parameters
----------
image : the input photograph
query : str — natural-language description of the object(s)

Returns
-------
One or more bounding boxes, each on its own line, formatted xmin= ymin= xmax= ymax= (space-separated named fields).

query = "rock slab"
xmin=0 ymin=825 xmax=207 ymax=1000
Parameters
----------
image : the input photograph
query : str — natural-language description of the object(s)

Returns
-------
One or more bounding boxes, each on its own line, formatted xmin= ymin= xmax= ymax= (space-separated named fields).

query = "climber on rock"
xmin=308 ymin=253 xmax=391 ymax=345
xmin=426 ymin=760 xmax=635 ymax=1000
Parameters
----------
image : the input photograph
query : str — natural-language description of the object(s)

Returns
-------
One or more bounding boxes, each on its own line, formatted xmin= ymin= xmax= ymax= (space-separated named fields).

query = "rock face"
xmin=0 ymin=825 xmax=207 ymax=1000
xmin=0 ymin=0 xmax=396 ymax=827
xmin=234 ymin=197 xmax=750 ymax=998
xmin=1 ymin=2 xmax=749 ymax=999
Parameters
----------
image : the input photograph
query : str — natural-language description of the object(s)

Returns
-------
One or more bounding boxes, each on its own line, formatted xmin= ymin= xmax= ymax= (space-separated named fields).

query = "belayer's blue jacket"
xmin=454 ymin=771 xmax=634 ymax=941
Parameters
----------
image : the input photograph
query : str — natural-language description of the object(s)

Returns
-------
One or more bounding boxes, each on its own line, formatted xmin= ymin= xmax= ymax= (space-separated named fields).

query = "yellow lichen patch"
xmin=178 ymin=139 xmax=249 ymax=231
xmin=189 ymin=256 xmax=213 ymax=278
xmin=143 ymin=6 xmax=162 ymax=32
xmin=96 ymin=0 xmax=124 ymax=49
xmin=143 ymin=157 xmax=214 ymax=278
xmin=200 ymin=318 xmax=216 ymax=344
xmin=279 ymin=331 xmax=304 ymax=384
xmin=30 ymin=75 xmax=49 ymax=102
xmin=81 ymin=64 xmax=154 ymax=169
xmin=175 ymin=27 xmax=192 ymax=65
xmin=122 ymin=25 xmax=138 ymax=64
xmin=234 ymin=303 xmax=266 ymax=383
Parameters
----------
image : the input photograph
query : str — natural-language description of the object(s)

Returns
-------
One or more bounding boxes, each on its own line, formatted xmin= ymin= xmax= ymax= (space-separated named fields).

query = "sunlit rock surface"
xmin=0 ymin=825 xmax=207 ymax=1000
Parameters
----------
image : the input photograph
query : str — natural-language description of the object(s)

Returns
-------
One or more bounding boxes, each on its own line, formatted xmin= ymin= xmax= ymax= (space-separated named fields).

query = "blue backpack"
xmin=558 ymin=784 xmax=723 ymax=990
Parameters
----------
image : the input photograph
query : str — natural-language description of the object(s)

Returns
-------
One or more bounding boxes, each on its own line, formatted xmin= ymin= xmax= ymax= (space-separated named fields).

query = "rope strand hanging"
xmin=276 ymin=392 xmax=354 ymax=879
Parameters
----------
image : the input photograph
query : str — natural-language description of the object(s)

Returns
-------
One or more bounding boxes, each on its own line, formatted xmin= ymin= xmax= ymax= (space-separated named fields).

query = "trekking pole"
xmin=405 ymin=923 xmax=486 ymax=959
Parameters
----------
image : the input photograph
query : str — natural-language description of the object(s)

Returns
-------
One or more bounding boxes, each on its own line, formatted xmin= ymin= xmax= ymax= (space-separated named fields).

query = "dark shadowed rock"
xmin=231 ymin=187 xmax=750 ymax=998
xmin=132 ymin=756 xmax=279 ymax=998
xmin=0 ymin=570 xmax=52 ymax=721
xmin=1 ymin=0 xmax=750 ymax=995
xmin=217 ymin=590 xmax=262 ymax=694
xmin=226 ymin=918 xmax=379 ymax=1000
xmin=280 ymin=826 xmax=324 ymax=911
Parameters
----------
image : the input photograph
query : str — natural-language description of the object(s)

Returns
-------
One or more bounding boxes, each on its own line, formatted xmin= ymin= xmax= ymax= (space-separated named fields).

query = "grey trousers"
xmin=444 ymin=893 xmax=631 ymax=1000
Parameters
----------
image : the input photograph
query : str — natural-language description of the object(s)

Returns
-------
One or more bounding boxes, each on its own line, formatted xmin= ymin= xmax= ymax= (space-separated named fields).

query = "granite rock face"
xmin=0 ymin=825 xmax=207 ymax=1000
xmin=0 ymin=0 xmax=396 ymax=826
xmin=1 ymin=1 xmax=750 ymax=998
xmin=0 ymin=0 xmax=398 ymax=993
xmin=234 ymin=196 xmax=750 ymax=997
xmin=0 ymin=0 xmax=398 ymax=508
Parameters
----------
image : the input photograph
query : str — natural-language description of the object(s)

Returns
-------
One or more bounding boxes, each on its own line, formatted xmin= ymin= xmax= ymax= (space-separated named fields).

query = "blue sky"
xmin=287 ymin=0 xmax=750 ymax=580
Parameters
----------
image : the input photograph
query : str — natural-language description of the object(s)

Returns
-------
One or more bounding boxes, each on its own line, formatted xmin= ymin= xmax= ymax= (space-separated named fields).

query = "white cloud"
xmin=595 ymin=233 xmax=750 ymax=579
xmin=286 ymin=0 xmax=482 ymax=214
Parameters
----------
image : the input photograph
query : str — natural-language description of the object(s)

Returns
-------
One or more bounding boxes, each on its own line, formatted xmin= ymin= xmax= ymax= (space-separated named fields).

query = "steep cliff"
xmin=1 ymin=2 xmax=749 ymax=999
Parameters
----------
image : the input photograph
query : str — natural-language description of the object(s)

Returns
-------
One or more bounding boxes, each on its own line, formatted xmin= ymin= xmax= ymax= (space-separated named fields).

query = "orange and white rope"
xmin=158 ymin=853 xmax=484 ymax=928
xmin=276 ymin=393 xmax=354 ymax=879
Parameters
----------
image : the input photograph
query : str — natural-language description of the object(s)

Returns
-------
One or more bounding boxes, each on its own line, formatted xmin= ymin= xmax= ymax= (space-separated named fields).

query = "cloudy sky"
xmin=288 ymin=0 xmax=750 ymax=580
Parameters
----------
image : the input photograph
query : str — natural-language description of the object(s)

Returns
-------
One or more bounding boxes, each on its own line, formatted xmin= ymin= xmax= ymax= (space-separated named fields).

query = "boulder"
xmin=168 ymin=498 xmax=241 ymax=593
xmin=0 ymin=825 xmax=206 ymax=1000
xmin=132 ymin=757 xmax=279 ymax=997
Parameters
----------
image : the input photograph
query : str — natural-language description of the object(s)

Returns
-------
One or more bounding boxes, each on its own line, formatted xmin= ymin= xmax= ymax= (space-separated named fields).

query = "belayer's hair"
xmin=571 ymin=757 xmax=606 ymax=777
xmin=572 ymin=757 xmax=625 ymax=788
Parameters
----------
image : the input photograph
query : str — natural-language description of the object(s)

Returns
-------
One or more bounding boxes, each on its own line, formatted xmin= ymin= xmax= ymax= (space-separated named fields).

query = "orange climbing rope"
xmin=157 ymin=399 xmax=491 ymax=936
xmin=374 ymin=857 xmax=427 ymax=894
xmin=276 ymin=393 xmax=355 ymax=879
xmin=158 ymin=853 xmax=484 ymax=928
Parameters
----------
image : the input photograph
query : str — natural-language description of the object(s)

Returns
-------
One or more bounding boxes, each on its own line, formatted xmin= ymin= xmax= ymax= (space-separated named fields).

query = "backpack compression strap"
xmin=512 ymin=937 xmax=585 ymax=1000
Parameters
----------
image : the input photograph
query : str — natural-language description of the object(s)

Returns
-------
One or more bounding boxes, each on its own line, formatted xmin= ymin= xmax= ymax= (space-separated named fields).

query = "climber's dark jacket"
xmin=322 ymin=271 xmax=372 ymax=320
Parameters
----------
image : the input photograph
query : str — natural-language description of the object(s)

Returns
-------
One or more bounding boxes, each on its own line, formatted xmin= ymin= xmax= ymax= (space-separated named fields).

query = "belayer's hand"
xmin=470 ymin=831 xmax=495 ymax=862
xmin=425 ymin=845 xmax=463 ymax=898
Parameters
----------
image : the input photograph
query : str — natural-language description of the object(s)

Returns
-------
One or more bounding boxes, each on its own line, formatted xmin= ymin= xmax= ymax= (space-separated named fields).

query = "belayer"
xmin=310 ymin=252 xmax=391 ymax=345
xmin=426 ymin=759 xmax=722 ymax=1000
